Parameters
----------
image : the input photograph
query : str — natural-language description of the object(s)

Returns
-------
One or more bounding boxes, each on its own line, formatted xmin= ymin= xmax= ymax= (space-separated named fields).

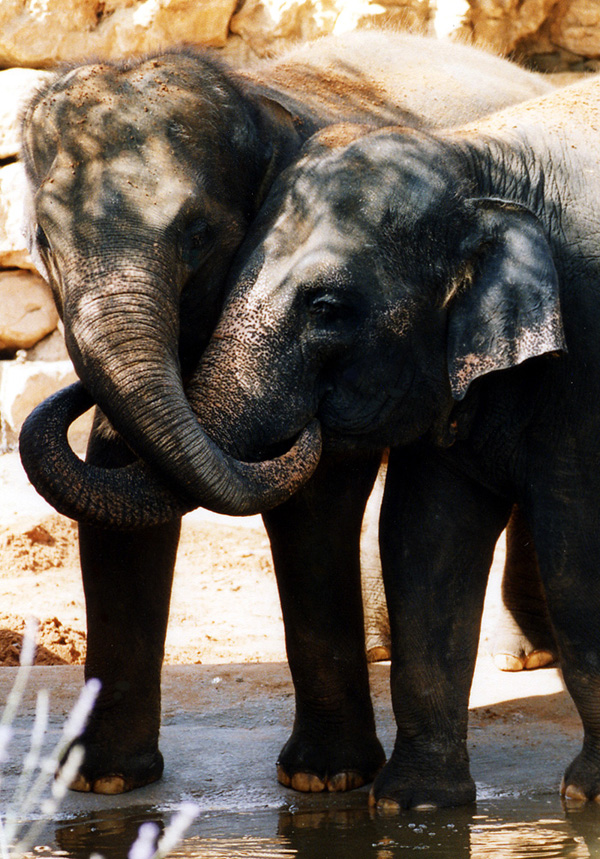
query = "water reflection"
xmin=54 ymin=808 xmax=166 ymax=858
xmin=276 ymin=805 xmax=470 ymax=857
xmin=470 ymin=816 xmax=590 ymax=858
xmin=48 ymin=800 xmax=600 ymax=859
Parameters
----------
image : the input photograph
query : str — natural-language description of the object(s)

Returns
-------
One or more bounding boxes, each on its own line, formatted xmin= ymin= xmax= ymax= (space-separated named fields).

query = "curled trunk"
xmin=18 ymin=265 xmax=321 ymax=528
xmin=19 ymin=382 xmax=322 ymax=528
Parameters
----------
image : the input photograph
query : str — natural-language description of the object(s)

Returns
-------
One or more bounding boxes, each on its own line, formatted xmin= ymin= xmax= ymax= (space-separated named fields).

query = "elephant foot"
xmin=68 ymin=748 xmax=164 ymax=794
xmin=491 ymin=607 xmax=557 ymax=672
xmin=369 ymin=743 xmax=475 ymax=811
xmin=560 ymin=748 xmax=600 ymax=805
xmin=63 ymin=678 xmax=164 ymax=794
xmin=67 ymin=744 xmax=164 ymax=794
xmin=64 ymin=704 xmax=164 ymax=795
xmin=276 ymin=726 xmax=385 ymax=793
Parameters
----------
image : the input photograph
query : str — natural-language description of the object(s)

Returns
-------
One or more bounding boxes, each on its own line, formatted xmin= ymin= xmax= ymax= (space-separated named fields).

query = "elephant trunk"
xmin=20 ymin=271 xmax=322 ymax=528
xmin=19 ymin=382 xmax=321 ymax=527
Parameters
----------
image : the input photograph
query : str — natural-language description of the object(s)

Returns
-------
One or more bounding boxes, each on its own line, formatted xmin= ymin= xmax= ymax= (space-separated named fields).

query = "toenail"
xmin=377 ymin=798 xmax=401 ymax=815
xmin=69 ymin=774 xmax=91 ymax=792
xmin=276 ymin=765 xmax=291 ymax=787
xmin=493 ymin=653 xmax=525 ymax=672
xmin=93 ymin=775 xmax=127 ymax=795
xmin=291 ymin=772 xmax=326 ymax=792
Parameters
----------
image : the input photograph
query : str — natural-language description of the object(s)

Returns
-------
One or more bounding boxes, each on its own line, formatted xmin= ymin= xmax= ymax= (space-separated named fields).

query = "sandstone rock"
xmin=230 ymin=0 xmax=432 ymax=57
xmin=0 ymin=0 xmax=238 ymax=68
xmin=0 ymin=269 xmax=57 ymax=352
xmin=26 ymin=329 xmax=69 ymax=362
xmin=461 ymin=0 xmax=600 ymax=69
xmin=542 ymin=0 xmax=600 ymax=62
xmin=459 ymin=0 xmax=556 ymax=55
xmin=230 ymin=0 xmax=338 ymax=54
xmin=0 ymin=163 xmax=35 ymax=272
xmin=0 ymin=358 xmax=91 ymax=452
xmin=0 ymin=69 xmax=52 ymax=160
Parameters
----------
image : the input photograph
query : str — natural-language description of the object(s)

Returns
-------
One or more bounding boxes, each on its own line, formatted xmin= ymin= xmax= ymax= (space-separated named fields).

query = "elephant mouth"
xmin=249 ymin=432 xmax=310 ymax=463
xmin=19 ymin=382 xmax=323 ymax=529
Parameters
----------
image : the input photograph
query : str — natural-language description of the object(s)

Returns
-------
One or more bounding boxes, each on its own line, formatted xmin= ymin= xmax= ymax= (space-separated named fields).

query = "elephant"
xmin=178 ymin=79 xmax=600 ymax=808
xmin=18 ymin=32 xmax=554 ymax=795
xmin=37 ymin=73 xmax=600 ymax=808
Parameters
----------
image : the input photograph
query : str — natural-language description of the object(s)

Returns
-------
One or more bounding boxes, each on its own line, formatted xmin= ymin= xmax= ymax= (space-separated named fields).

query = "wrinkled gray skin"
xmin=131 ymin=79 xmax=600 ymax=807
xmin=19 ymin=33 xmax=553 ymax=795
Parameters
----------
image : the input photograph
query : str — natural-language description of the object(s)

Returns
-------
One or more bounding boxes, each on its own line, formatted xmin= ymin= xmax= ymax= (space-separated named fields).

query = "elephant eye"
xmin=188 ymin=221 xmax=209 ymax=247
xmin=35 ymin=223 xmax=50 ymax=251
xmin=307 ymin=292 xmax=352 ymax=326
xmin=181 ymin=219 xmax=213 ymax=268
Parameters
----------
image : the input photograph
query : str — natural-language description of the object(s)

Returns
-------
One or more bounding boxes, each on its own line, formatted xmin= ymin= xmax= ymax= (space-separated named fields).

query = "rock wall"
xmin=0 ymin=1 xmax=597 ymax=72
xmin=0 ymin=1 xmax=434 ymax=69
xmin=460 ymin=1 xmax=600 ymax=71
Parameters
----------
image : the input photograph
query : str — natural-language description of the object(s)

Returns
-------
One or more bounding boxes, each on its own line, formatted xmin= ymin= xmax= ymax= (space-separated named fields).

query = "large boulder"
xmin=461 ymin=0 xmax=600 ymax=70
xmin=0 ymin=0 xmax=238 ymax=68
xmin=0 ymin=269 xmax=58 ymax=353
xmin=0 ymin=163 xmax=36 ymax=272
xmin=0 ymin=358 xmax=92 ymax=452
xmin=0 ymin=69 xmax=52 ymax=160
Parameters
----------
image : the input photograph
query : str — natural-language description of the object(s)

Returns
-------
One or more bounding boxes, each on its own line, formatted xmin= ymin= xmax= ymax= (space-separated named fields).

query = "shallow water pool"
xmin=46 ymin=795 xmax=600 ymax=859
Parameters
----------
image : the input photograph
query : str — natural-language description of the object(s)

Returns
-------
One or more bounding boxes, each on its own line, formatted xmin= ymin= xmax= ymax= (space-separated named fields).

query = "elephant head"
xmin=177 ymin=125 xmax=568 ymax=456
xmin=20 ymin=51 xmax=322 ymax=522
xmin=21 ymin=125 xmax=566 ymax=525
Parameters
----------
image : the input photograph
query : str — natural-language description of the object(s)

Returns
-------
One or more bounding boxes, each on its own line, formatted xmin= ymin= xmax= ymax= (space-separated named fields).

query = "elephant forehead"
xmin=82 ymin=140 xmax=197 ymax=228
xmin=38 ymin=137 xmax=197 ymax=233
xmin=287 ymin=154 xmax=449 ymax=240
xmin=30 ymin=63 xmax=211 ymax=168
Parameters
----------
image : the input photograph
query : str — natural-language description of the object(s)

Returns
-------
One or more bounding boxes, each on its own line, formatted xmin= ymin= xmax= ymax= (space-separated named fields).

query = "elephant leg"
xmin=263 ymin=449 xmax=386 ymax=793
xmin=361 ymin=461 xmax=391 ymax=663
xmin=492 ymin=505 xmax=557 ymax=671
xmin=372 ymin=446 xmax=511 ymax=811
xmin=528 ymin=494 xmax=600 ymax=803
xmin=71 ymin=413 xmax=181 ymax=794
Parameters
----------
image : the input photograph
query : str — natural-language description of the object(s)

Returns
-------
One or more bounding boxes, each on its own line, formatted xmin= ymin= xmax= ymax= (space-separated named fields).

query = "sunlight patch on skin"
xmin=379 ymin=302 xmax=412 ymax=339
xmin=100 ymin=139 xmax=196 ymax=230
xmin=451 ymin=312 xmax=566 ymax=400
xmin=311 ymin=123 xmax=369 ymax=149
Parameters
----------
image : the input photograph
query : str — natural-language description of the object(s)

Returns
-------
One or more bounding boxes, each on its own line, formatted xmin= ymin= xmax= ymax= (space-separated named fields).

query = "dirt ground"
xmin=0 ymin=449 xmax=512 ymax=671
xmin=0 ymin=450 xmax=300 ymax=667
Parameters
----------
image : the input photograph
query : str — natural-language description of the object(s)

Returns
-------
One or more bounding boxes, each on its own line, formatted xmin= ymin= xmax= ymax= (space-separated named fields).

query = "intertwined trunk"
xmin=20 ymin=267 xmax=322 ymax=527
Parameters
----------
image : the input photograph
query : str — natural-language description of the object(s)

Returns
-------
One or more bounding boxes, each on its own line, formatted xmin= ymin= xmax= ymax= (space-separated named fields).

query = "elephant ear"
xmin=447 ymin=198 xmax=566 ymax=401
xmin=252 ymin=94 xmax=302 ymax=213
